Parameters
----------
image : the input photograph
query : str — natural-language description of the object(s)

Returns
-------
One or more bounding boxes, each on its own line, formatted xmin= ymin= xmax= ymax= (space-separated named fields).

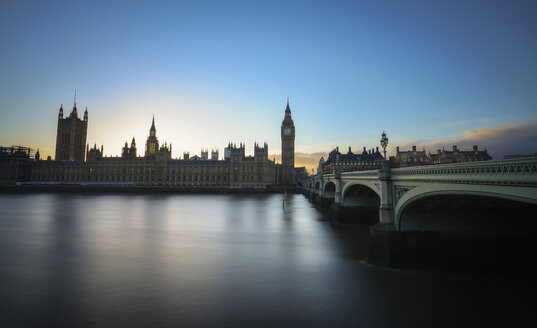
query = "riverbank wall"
xmin=0 ymin=185 xmax=300 ymax=194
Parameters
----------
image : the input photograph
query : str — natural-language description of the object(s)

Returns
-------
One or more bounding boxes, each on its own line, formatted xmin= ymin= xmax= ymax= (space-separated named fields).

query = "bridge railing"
xmin=390 ymin=157 xmax=537 ymax=185
xmin=307 ymin=157 xmax=537 ymax=185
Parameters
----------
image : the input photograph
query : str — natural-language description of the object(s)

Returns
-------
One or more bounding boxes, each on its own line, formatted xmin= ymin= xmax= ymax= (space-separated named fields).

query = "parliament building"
xmin=26 ymin=99 xmax=297 ymax=189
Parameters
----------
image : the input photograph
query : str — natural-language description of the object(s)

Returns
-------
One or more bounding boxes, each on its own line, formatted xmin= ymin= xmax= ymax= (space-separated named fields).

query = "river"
xmin=0 ymin=193 xmax=534 ymax=327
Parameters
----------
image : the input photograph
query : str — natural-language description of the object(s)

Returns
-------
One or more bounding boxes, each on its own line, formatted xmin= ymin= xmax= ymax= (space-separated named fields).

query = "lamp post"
xmin=380 ymin=131 xmax=388 ymax=159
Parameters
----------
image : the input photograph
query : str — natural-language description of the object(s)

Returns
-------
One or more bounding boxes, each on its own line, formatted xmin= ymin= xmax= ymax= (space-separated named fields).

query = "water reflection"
xmin=0 ymin=193 xmax=534 ymax=327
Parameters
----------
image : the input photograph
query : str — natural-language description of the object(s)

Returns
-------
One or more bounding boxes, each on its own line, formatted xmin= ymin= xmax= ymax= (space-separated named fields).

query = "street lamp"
xmin=380 ymin=131 xmax=388 ymax=159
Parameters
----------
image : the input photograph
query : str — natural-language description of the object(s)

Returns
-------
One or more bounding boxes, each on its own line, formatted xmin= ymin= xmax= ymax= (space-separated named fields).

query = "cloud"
xmin=394 ymin=119 xmax=537 ymax=159
xmin=270 ymin=152 xmax=327 ymax=173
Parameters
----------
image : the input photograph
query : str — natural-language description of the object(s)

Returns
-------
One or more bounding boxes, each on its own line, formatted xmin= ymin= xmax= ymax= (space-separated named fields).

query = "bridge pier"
xmin=308 ymin=190 xmax=316 ymax=202
xmin=312 ymin=178 xmax=321 ymax=208
xmin=334 ymin=177 xmax=341 ymax=205
xmin=328 ymin=174 xmax=342 ymax=219
xmin=303 ymin=187 xmax=313 ymax=201
xmin=368 ymin=161 xmax=398 ymax=264
xmin=378 ymin=160 xmax=394 ymax=226
xmin=318 ymin=196 xmax=334 ymax=209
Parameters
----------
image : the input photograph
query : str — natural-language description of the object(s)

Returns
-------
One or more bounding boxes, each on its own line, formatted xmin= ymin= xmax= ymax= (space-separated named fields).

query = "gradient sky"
xmin=1 ymin=0 xmax=536 ymax=169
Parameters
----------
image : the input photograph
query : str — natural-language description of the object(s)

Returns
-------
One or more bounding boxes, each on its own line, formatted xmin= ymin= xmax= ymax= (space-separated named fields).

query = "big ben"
xmin=281 ymin=98 xmax=295 ymax=185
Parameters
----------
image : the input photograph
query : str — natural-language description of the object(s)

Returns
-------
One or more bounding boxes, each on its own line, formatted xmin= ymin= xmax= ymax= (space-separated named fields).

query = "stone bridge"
xmin=304 ymin=157 xmax=537 ymax=270
xmin=304 ymin=157 xmax=537 ymax=230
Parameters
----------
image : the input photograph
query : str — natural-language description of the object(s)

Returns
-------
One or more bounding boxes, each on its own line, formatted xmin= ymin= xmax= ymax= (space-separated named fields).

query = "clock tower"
xmin=281 ymin=98 xmax=295 ymax=185
xmin=145 ymin=115 xmax=159 ymax=159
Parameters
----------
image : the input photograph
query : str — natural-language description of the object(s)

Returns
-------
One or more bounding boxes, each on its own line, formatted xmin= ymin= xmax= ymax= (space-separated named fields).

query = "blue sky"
xmin=1 ymin=0 xmax=536 ymax=167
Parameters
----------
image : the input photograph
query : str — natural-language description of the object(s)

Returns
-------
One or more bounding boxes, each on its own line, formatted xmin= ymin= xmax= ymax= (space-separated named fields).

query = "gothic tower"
xmin=55 ymin=91 xmax=88 ymax=161
xmin=281 ymin=98 xmax=295 ymax=185
xmin=145 ymin=116 xmax=159 ymax=159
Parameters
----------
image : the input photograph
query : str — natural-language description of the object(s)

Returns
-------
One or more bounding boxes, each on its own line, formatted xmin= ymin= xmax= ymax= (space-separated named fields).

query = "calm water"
xmin=0 ymin=193 xmax=535 ymax=327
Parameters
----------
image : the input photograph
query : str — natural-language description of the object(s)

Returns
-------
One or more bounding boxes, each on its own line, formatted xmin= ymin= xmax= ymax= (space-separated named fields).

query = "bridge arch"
xmin=323 ymin=181 xmax=336 ymax=194
xmin=341 ymin=181 xmax=381 ymax=203
xmin=394 ymin=184 xmax=537 ymax=230
xmin=315 ymin=180 xmax=336 ymax=209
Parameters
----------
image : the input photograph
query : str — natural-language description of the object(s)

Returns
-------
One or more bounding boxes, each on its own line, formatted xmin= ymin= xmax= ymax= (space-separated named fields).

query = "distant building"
xmin=55 ymin=94 xmax=88 ymax=161
xmin=317 ymin=144 xmax=493 ymax=173
xmin=0 ymin=145 xmax=34 ymax=159
xmin=389 ymin=145 xmax=491 ymax=167
xmin=294 ymin=167 xmax=308 ymax=186
xmin=429 ymin=145 xmax=491 ymax=164
xmin=0 ymin=146 xmax=36 ymax=186
xmin=391 ymin=145 xmax=431 ymax=167
xmin=322 ymin=146 xmax=384 ymax=174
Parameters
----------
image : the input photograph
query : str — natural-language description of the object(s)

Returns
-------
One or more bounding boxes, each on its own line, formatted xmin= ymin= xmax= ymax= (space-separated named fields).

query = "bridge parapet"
xmin=391 ymin=157 xmax=537 ymax=186
xmin=341 ymin=170 xmax=380 ymax=179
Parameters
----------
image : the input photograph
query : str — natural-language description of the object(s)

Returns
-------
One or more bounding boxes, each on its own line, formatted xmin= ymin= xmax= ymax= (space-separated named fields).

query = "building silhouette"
xmin=17 ymin=100 xmax=298 ymax=188
xmin=55 ymin=93 xmax=88 ymax=161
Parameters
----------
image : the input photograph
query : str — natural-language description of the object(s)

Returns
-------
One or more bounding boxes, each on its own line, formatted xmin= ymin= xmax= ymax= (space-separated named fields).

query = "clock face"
xmin=284 ymin=128 xmax=291 ymax=135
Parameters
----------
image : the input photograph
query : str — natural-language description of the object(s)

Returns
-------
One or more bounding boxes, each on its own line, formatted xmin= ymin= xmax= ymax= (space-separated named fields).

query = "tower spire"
xmin=74 ymin=89 xmax=77 ymax=109
xmin=285 ymin=97 xmax=291 ymax=116
xmin=149 ymin=115 xmax=156 ymax=136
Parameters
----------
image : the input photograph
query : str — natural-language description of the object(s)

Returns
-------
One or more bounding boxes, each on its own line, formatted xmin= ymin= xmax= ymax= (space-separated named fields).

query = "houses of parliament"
xmin=24 ymin=98 xmax=297 ymax=189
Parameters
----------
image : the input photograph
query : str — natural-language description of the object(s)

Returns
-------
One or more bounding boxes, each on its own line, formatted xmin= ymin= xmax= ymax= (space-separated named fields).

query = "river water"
xmin=0 ymin=193 xmax=534 ymax=327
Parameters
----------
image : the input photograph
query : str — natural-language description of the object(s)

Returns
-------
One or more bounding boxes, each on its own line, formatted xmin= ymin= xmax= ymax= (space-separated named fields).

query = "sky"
xmin=1 ymin=0 xmax=536 ymax=171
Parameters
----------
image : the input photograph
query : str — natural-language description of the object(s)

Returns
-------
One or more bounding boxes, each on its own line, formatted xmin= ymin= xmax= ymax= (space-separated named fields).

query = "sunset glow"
xmin=1 ymin=0 xmax=536 ymax=166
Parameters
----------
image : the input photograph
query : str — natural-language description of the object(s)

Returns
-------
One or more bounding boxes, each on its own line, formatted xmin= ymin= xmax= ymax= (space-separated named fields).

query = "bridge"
xmin=303 ymin=157 xmax=537 ymax=270
xmin=304 ymin=157 xmax=537 ymax=229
